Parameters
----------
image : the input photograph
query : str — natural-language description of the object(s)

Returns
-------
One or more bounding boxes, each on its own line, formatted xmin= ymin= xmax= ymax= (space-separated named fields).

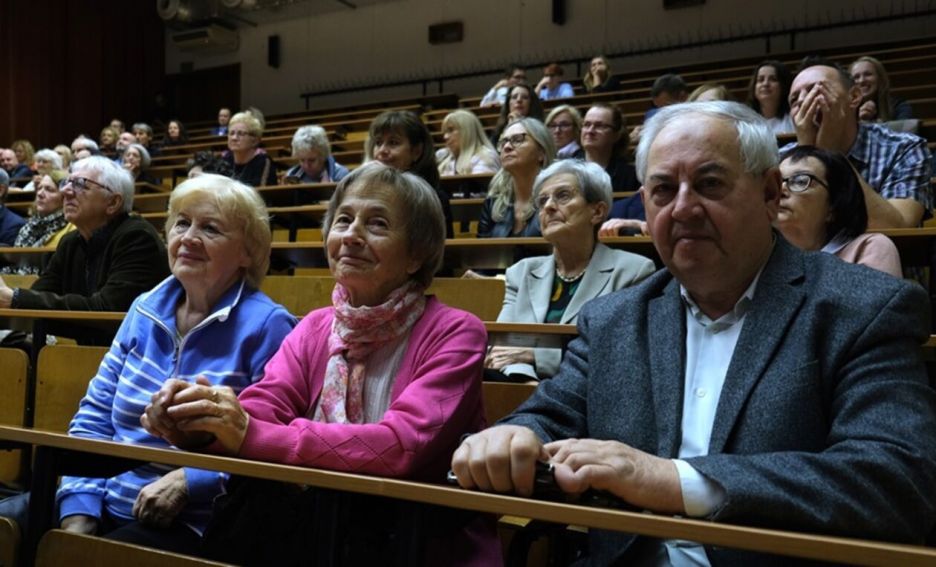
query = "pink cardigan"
xmin=237 ymin=296 xmax=487 ymax=481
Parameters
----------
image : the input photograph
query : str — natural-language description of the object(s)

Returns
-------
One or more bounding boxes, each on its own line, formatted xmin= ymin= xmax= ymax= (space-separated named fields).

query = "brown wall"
xmin=0 ymin=0 xmax=165 ymax=150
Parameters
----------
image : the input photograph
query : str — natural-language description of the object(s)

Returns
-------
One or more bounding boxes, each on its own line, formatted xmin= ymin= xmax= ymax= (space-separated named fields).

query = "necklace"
xmin=556 ymin=268 xmax=586 ymax=283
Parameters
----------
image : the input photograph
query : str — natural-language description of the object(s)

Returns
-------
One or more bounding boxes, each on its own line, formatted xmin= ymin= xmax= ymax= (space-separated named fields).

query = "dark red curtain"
xmin=0 ymin=0 xmax=165 ymax=149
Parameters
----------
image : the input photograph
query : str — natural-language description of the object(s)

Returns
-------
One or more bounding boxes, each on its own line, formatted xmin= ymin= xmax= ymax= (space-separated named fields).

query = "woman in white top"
xmin=435 ymin=110 xmax=500 ymax=176
xmin=747 ymin=60 xmax=794 ymax=135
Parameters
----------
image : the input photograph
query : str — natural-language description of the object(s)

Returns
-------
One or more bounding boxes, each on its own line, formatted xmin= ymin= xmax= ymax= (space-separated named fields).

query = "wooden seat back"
xmin=0 ymin=516 xmax=20 ymax=567
xmin=261 ymin=275 xmax=505 ymax=320
xmin=35 ymin=345 xmax=108 ymax=433
xmin=35 ymin=529 xmax=232 ymax=567
xmin=0 ymin=348 xmax=28 ymax=485
xmin=482 ymin=381 xmax=537 ymax=426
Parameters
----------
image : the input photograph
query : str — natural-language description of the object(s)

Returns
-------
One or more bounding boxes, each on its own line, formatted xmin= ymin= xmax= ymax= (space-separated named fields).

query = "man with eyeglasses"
xmin=480 ymin=64 xmax=527 ymax=108
xmin=0 ymin=168 xmax=26 ymax=245
xmin=453 ymin=101 xmax=936 ymax=565
xmin=0 ymin=156 xmax=169 ymax=345
xmin=783 ymin=57 xmax=932 ymax=228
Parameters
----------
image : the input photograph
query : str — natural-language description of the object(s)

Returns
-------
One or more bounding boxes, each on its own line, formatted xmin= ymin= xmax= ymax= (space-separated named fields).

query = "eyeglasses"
xmin=582 ymin=121 xmax=613 ymax=132
xmin=535 ymin=187 xmax=578 ymax=209
xmin=547 ymin=121 xmax=574 ymax=131
xmin=64 ymin=176 xmax=113 ymax=194
xmin=228 ymin=130 xmax=254 ymax=138
xmin=782 ymin=173 xmax=829 ymax=193
xmin=497 ymin=133 xmax=529 ymax=151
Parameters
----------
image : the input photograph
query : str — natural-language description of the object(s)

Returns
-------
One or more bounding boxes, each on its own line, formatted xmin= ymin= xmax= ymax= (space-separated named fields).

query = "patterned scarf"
xmin=14 ymin=210 xmax=68 ymax=248
xmin=313 ymin=280 xmax=426 ymax=424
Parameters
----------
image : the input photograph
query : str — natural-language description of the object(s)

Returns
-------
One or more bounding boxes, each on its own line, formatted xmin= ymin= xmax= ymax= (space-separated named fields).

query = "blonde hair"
xmin=487 ymin=118 xmax=555 ymax=223
xmin=167 ymin=174 xmax=271 ymax=288
xmin=437 ymin=110 xmax=496 ymax=175
xmin=229 ymin=112 xmax=263 ymax=137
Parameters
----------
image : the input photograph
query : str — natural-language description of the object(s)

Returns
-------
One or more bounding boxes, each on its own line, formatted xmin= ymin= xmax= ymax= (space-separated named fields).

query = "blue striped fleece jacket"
xmin=56 ymin=276 xmax=296 ymax=534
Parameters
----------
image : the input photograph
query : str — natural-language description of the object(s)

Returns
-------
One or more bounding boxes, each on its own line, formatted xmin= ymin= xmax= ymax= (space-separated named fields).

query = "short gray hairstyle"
xmin=636 ymin=101 xmax=778 ymax=184
xmin=132 ymin=123 xmax=153 ymax=136
xmin=532 ymin=160 xmax=612 ymax=215
xmin=291 ymin=125 xmax=331 ymax=159
xmin=0 ymin=169 xmax=9 ymax=188
xmin=34 ymin=149 xmax=63 ymax=170
xmin=127 ymin=143 xmax=152 ymax=169
xmin=168 ymin=174 xmax=271 ymax=288
xmin=72 ymin=136 xmax=99 ymax=152
xmin=323 ymin=162 xmax=445 ymax=289
xmin=71 ymin=156 xmax=135 ymax=213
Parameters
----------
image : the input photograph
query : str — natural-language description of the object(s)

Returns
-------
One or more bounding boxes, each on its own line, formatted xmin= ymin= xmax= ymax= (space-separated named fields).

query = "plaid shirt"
xmin=782 ymin=122 xmax=933 ymax=219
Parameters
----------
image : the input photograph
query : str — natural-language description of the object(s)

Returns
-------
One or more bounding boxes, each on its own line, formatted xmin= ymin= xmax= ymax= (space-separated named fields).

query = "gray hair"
xmin=0 ymin=169 xmax=9 ymax=188
xmin=127 ymin=143 xmax=152 ymax=169
xmin=132 ymin=123 xmax=153 ymax=136
xmin=323 ymin=162 xmax=445 ymax=288
xmin=168 ymin=174 xmax=271 ymax=288
xmin=545 ymin=104 xmax=583 ymax=138
xmin=635 ymin=101 xmax=778 ymax=184
xmin=533 ymin=160 xmax=612 ymax=215
xmin=291 ymin=125 xmax=331 ymax=159
xmin=71 ymin=156 xmax=135 ymax=212
xmin=72 ymin=136 xmax=99 ymax=152
xmin=34 ymin=149 xmax=63 ymax=170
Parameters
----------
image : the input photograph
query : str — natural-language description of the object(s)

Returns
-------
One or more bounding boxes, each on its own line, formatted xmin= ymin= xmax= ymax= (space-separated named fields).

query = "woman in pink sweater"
xmin=144 ymin=163 xmax=500 ymax=565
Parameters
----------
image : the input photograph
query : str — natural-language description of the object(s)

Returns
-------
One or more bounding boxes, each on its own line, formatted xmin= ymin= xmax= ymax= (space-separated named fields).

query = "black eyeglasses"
xmin=64 ymin=176 xmax=114 ymax=194
xmin=782 ymin=173 xmax=828 ymax=193
xmin=497 ymin=133 xmax=528 ymax=151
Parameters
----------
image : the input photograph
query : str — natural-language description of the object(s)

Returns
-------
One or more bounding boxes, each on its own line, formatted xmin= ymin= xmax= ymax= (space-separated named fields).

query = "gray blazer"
xmin=496 ymin=243 xmax=655 ymax=379
xmin=504 ymin=237 xmax=936 ymax=565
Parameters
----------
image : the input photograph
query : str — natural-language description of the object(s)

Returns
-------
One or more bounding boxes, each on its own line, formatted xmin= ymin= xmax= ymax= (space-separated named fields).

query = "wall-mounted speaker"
xmin=268 ymin=35 xmax=280 ymax=68
xmin=552 ymin=0 xmax=565 ymax=25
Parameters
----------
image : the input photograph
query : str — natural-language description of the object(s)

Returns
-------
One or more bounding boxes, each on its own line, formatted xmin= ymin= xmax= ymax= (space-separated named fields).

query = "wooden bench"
xmin=35 ymin=529 xmax=231 ymax=567
xmin=34 ymin=345 xmax=109 ymax=433
xmin=0 ymin=348 xmax=28 ymax=486
xmin=0 ymin=516 xmax=20 ymax=567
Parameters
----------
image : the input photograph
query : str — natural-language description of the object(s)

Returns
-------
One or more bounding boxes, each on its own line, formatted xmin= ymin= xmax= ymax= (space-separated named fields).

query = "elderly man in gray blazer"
xmin=453 ymin=101 xmax=936 ymax=565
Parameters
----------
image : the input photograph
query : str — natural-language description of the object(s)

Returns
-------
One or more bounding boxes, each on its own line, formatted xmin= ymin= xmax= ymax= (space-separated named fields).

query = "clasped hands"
xmin=451 ymin=425 xmax=685 ymax=514
xmin=141 ymin=376 xmax=248 ymax=455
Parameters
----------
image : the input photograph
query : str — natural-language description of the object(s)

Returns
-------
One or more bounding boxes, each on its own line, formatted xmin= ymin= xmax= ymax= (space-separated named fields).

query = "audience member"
xmin=546 ymin=105 xmax=584 ymax=160
xmin=850 ymin=56 xmax=913 ymax=122
xmin=1 ymin=148 xmax=33 ymax=185
xmin=777 ymin=145 xmax=901 ymax=277
xmin=54 ymin=144 xmax=73 ymax=170
xmin=688 ymin=83 xmax=732 ymax=102
xmin=213 ymin=107 xmax=231 ymax=136
xmin=10 ymin=140 xmax=35 ymax=171
xmin=71 ymin=135 xmax=100 ymax=159
xmin=478 ymin=117 xmax=555 ymax=238
xmin=364 ymin=110 xmax=453 ymax=238
xmin=20 ymin=148 xmax=64 ymax=192
xmin=284 ymin=125 xmax=349 ymax=183
xmin=480 ymin=64 xmax=527 ymax=107
xmin=0 ymin=169 xmax=25 ymax=245
xmin=131 ymin=122 xmax=161 ymax=157
xmin=490 ymin=83 xmax=544 ymax=146
xmin=435 ymin=109 xmax=500 ymax=176
xmin=488 ymin=161 xmax=654 ymax=381
xmin=115 ymin=131 xmax=136 ymax=161
xmin=109 ymin=118 xmax=126 ymax=134
xmin=122 ymin=143 xmax=159 ymax=186
xmin=0 ymin=156 xmax=169 ymax=345
xmin=0 ymin=174 xmax=296 ymax=556
xmin=535 ymin=63 xmax=575 ymax=101
xmin=160 ymin=119 xmax=189 ymax=148
xmin=222 ymin=112 xmax=277 ymax=187
xmin=452 ymin=101 xmax=936 ymax=564
xmin=645 ymin=73 xmax=688 ymax=121
xmin=582 ymin=55 xmax=621 ymax=93
xmin=747 ymin=60 xmax=794 ymax=134
xmin=99 ymin=126 xmax=119 ymax=158
xmin=785 ymin=57 xmax=932 ymax=228
xmin=186 ymin=151 xmax=234 ymax=179
xmin=143 ymin=163 xmax=499 ymax=565
xmin=1 ymin=170 xmax=75 ymax=274
xmin=582 ymin=103 xmax=638 ymax=191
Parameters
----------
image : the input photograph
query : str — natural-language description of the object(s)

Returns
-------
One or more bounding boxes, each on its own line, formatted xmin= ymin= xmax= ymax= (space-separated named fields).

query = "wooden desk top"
xmin=0 ymin=425 xmax=932 ymax=565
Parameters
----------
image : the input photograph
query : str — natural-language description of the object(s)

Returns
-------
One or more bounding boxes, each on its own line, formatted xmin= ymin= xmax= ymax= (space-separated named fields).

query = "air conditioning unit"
xmin=172 ymin=25 xmax=239 ymax=54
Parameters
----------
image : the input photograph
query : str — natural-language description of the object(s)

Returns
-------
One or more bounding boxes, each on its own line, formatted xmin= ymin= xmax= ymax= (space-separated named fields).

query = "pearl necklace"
xmin=556 ymin=268 xmax=586 ymax=283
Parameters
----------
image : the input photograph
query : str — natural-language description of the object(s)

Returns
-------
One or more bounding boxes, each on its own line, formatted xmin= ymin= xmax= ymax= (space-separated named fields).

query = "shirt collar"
xmin=847 ymin=122 xmax=871 ymax=170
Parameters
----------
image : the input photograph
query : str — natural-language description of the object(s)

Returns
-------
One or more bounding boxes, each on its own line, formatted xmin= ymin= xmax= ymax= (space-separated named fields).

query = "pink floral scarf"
xmin=313 ymin=280 xmax=426 ymax=424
